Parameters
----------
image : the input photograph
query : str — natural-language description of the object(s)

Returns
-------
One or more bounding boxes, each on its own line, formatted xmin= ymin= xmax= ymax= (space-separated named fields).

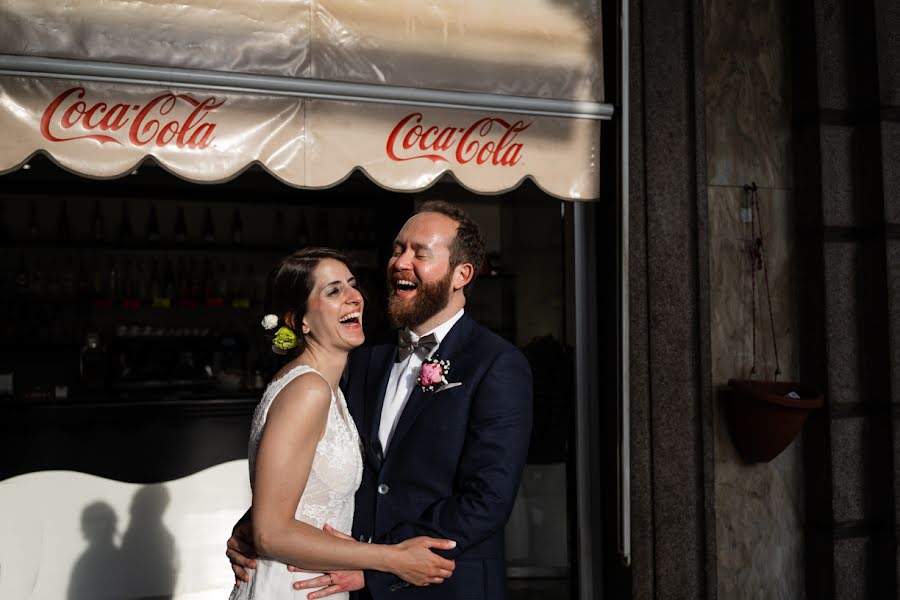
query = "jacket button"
xmin=377 ymin=483 xmax=390 ymax=495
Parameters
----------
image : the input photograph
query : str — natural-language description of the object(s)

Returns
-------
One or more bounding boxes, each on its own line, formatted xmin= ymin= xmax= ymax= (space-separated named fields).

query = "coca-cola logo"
xmin=40 ymin=87 xmax=223 ymax=149
xmin=386 ymin=112 xmax=530 ymax=167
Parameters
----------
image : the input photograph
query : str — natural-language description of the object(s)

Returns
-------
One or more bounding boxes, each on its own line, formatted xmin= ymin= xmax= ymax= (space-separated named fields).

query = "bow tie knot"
xmin=396 ymin=330 xmax=438 ymax=362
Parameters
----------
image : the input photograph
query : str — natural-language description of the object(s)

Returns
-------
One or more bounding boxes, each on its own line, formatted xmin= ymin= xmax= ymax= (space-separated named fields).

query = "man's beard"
xmin=387 ymin=269 xmax=453 ymax=330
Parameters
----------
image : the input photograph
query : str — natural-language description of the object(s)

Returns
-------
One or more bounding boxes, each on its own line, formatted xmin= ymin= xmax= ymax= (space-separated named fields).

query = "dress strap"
xmin=267 ymin=364 xmax=333 ymax=400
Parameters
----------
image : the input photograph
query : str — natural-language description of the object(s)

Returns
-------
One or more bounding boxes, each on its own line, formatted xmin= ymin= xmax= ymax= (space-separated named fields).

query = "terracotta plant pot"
xmin=725 ymin=379 xmax=824 ymax=463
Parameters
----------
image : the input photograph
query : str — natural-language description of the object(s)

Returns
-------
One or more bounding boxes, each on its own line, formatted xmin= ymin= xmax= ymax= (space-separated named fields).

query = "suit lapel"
xmin=386 ymin=313 xmax=475 ymax=457
xmin=364 ymin=343 xmax=395 ymax=467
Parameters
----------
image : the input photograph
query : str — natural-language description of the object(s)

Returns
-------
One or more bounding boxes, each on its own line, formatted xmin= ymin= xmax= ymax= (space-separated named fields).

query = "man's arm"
xmin=226 ymin=510 xmax=256 ymax=585
xmin=365 ymin=349 xmax=533 ymax=591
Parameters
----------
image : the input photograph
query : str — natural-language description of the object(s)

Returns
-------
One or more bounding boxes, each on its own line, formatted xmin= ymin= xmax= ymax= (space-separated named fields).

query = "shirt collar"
xmin=405 ymin=308 xmax=465 ymax=347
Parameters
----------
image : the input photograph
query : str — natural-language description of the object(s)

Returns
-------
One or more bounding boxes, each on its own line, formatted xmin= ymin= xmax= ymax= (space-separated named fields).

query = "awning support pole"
xmin=618 ymin=0 xmax=632 ymax=569
xmin=0 ymin=54 xmax=614 ymax=121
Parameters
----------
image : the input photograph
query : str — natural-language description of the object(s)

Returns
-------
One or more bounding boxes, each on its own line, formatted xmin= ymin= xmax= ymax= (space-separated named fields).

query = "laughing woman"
xmin=230 ymin=248 xmax=455 ymax=600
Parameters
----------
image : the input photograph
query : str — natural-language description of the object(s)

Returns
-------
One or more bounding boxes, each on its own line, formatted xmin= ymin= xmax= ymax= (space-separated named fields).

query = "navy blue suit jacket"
xmin=344 ymin=312 xmax=532 ymax=600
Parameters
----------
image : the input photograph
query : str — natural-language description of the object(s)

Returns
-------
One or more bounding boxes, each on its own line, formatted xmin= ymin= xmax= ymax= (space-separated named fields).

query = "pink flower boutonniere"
xmin=418 ymin=357 xmax=450 ymax=392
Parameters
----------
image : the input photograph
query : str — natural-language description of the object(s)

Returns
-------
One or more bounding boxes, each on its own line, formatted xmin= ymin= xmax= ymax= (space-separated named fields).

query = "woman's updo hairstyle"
xmin=265 ymin=247 xmax=353 ymax=355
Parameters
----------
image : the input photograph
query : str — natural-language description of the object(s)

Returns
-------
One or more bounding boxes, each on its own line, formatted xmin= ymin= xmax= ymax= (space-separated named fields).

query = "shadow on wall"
xmin=68 ymin=486 xmax=178 ymax=600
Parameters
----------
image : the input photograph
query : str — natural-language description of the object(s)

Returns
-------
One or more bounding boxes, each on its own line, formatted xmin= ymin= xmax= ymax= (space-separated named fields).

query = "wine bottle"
xmin=0 ymin=200 xmax=8 ymax=241
xmin=231 ymin=209 xmax=243 ymax=245
xmin=118 ymin=203 xmax=134 ymax=242
xmin=91 ymin=200 xmax=103 ymax=242
xmin=14 ymin=254 xmax=28 ymax=295
xmin=57 ymin=200 xmax=71 ymax=241
xmin=202 ymin=207 xmax=215 ymax=243
xmin=147 ymin=205 xmax=161 ymax=242
xmin=174 ymin=206 xmax=188 ymax=243
xmin=27 ymin=200 xmax=39 ymax=239
xmin=272 ymin=210 xmax=285 ymax=247
xmin=315 ymin=211 xmax=329 ymax=245
xmin=296 ymin=211 xmax=310 ymax=247
xmin=346 ymin=215 xmax=358 ymax=248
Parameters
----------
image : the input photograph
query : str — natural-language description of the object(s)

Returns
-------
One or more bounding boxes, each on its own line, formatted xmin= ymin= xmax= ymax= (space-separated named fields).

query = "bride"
xmin=229 ymin=248 xmax=455 ymax=600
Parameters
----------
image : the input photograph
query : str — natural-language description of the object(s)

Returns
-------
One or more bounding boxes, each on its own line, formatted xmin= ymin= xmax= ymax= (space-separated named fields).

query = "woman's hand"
xmin=387 ymin=537 xmax=457 ymax=586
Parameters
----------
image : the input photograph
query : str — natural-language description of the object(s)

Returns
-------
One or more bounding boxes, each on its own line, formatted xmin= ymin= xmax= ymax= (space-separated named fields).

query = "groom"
xmin=228 ymin=200 xmax=533 ymax=599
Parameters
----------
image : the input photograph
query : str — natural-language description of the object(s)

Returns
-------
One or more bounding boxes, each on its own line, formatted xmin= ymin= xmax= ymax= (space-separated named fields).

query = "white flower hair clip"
xmin=261 ymin=314 xmax=279 ymax=330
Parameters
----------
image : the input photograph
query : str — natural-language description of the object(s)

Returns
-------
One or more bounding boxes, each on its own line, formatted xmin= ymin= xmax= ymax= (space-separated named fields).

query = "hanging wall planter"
xmin=724 ymin=183 xmax=823 ymax=463
xmin=726 ymin=379 xmax=823 ymax=463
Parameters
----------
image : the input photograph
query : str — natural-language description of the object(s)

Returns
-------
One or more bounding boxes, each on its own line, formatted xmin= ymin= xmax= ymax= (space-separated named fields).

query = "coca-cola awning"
xmin=0 ymin=0 xmax=608 ymax=199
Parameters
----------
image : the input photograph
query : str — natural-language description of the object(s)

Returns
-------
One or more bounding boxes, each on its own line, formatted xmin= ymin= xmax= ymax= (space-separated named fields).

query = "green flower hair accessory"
xmin=271 ymin=326 xmax=299 ymax=354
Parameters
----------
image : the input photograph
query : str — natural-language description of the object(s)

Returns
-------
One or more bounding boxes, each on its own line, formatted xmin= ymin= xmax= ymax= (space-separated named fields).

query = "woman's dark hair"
xmin=265 ymin=247 xmax=353 ymax=355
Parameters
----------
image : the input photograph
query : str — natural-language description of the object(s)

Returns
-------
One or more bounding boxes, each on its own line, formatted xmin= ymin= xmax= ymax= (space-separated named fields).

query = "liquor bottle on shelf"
xmin=174 ymin=206 xmax=188 ymax=243
xmin=76 ymin=258 xmax=90 ymax=297
xmin=159 ymin=258 xmax=175 ymax=308
xmin=118 ymin=203 xmax=134 ymax=242
xmin=215 ymin=263 xmax=228 ymax=302
xmin=27 ymin=199 xmax=39 ymax=239
xmin=148 ymin=258 xmax=163 ymax=307
xmin=202 ymin=207 xmax=216 ymax=243
xmin=45 ymin=259 xmax=61 ymax=295
xmin=61 ymin=256 xmax=76 ymax=297
xmin=203 ymin=258 xmax=224 ymax=307
xmin=295 ymin=211 xmax=310 ymax=247
xmin=0 ymin=200 xmax=8 ymax=242
xmin=175 ymin=257 xmax=189 ymax=304
xmin=57 ymin=199 xmax=71 ymax=242
xmin=14 ymin=254 xmax=28 ymax=295
xmin=231 ymin=208 xmax=243 ymax=245
xmin=188 ymin=257 xmax=202 ymax=303
xmin=231 ymin=262 xmax=250 ymax=309
xmin=346 ymin=215 xmax=358 ymax=248
xmin=135 ymin=260 xmax=149 ymax=302
xmin=121 ymin=258 xmax=140 ymax=309
xmin=366 ymin=215 xmax=378 ymax=247
xmin=315 ymin=211 xmax=329 ymax=245
xmin=245 ymin=264 xmax=258 ymax=307
xmin=107 ymin=257 xmax=121 ymax=304
xmin=30 ymin=259 xmax=44 ymax=295
xmin=272 ymin=210 xmax=285 ymax=247
xmin=146 ymin=205 xmax=161 ymax=243
xmin=80 ymin=331 xmax=107 ymax=392
xmin=91 ymin=200 xmax=104 ymax=242
xmin=91 ymin=257 xmax=105 ymax=298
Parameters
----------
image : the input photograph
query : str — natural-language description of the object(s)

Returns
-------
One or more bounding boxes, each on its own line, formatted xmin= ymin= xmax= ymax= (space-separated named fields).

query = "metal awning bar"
xmin=0 ymin=54 xmax=614 ymax=121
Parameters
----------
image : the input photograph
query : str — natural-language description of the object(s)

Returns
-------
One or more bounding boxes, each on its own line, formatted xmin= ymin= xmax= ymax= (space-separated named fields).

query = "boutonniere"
xmin=418 ymin=357 xmax=450 ymax=392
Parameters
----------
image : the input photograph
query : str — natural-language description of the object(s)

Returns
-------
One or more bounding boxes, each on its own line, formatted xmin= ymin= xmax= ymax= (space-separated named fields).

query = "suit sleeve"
xmin=365 ymin=348 xmax=533 ymax=591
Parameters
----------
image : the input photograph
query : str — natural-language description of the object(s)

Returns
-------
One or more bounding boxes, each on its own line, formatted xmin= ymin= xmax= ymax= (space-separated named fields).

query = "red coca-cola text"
xmin=386 ymin=112 xmax=530 ymax=167
xmin=40 ymin=87 xmax=223 ymax=149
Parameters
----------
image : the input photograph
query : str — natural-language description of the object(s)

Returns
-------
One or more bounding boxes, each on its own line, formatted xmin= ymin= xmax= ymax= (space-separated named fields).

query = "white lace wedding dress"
xmin=230 ymin=364 xmax=363 ymax=600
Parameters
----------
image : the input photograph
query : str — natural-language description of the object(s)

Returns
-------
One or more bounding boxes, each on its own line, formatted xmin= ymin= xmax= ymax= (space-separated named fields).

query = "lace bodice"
xmin=248 ymin=364 xmax=363 ymax=532
xmin=231 ymin=364 xmax=363 ymax=600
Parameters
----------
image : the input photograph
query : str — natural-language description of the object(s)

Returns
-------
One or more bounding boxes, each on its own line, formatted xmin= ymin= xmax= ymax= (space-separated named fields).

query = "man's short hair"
xmin=415 ymin=200 xmax=486 ymax=296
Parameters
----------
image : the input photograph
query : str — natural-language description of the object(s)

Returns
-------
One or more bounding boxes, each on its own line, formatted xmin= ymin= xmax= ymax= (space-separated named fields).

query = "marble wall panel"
xmin=823 ymin=243 xmax=863 ymax=404
xmin=820 ymin=124 xmax=859 ymax=227
xmin=709 ymin=187 xmax=799 ymax=387
xmin=709 ymin=186 xmax=805 ymax=600
xmin=704 ymin=0 xmax=792 ymax=188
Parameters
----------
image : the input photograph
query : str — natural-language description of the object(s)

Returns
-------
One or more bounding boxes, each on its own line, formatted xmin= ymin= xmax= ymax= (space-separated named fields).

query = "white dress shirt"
xmin=378 ymin=308 xmax=465 ymax=452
